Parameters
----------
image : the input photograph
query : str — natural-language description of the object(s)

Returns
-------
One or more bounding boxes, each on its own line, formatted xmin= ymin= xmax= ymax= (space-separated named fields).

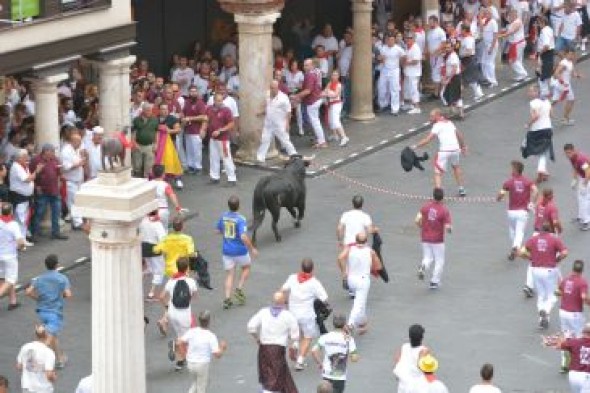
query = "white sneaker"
xmin=562 ymin=118 xmax=575 ymax=126
xmin=474 ymin=93 xmax=484 ymax=101
xmin=175 ymin=179 xmax=184 ymax=189
xmin=407 ymin=107 xmax=422 ymax=114
xmin=339 ymin=137 xmax=350 ymax=147
xmin=24 ymin=240 xmax=34 ymax=247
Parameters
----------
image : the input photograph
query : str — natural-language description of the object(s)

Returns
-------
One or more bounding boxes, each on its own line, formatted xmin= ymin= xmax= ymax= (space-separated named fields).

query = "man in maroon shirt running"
xmin=544 ymin=323 xmax=590 ymax=391
xmin=520 ymin=222 xmax=568 ymax=329
xmin=415 ymin=188 xmax=452 ymax=290
xmin=556 ymin=260 xmax=590 ymax=372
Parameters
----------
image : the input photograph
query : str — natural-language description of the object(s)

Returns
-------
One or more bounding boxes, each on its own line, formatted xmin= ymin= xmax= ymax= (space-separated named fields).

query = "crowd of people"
xmin=2 ymin=0 xmax=590 ymax=392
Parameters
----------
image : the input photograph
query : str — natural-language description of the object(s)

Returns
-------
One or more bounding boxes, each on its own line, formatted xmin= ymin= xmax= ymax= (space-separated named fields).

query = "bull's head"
xmin=279 ymin=154 xmax=314 ymax=178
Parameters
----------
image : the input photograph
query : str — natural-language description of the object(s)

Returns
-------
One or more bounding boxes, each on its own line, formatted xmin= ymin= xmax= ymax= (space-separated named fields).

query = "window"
xmin=0 ymin=0 xmax=111 ymax=26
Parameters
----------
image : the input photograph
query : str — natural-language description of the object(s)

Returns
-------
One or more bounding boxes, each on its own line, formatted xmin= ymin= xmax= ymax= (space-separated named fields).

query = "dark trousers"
xmin=31 ymin=194 xmax=61 ymax=236
xmin=325 ymin=378 xmax=346 ymax=393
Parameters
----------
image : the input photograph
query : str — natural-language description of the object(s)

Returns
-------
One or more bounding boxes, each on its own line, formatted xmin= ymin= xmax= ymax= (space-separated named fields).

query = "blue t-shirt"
xmin=216 ymin=211 xmax=248 ymax=256
xmin=33 ymin=270 xmax=71 ymax=315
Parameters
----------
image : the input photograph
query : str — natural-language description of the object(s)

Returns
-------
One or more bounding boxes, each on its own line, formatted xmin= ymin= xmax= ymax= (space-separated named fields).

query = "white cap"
xmin=92 ymin=126 xmax=104 ymax=135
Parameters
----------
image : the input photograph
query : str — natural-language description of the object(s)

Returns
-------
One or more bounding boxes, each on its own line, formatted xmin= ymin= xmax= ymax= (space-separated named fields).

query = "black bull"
xmin=251 ymin=156 xmax=310 ymax=244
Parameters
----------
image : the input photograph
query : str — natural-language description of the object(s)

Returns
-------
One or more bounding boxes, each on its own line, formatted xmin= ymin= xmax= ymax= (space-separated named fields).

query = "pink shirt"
xmin=534 ymin=199 xmax=559 ymax=232
xmin=570 ymin=153 xmax=590 ymax=178
xmin=206 ymin=106 xmax=233 ymax=141
xmin=183 ymin=99 xmax=207 ymax=135
xmin=503 ymin=175 xmax=534 ymax=211
xmin=560 ymin=274 xmax=588 ymax=313
xmin=420 ymin=201 xmax=451 ymax=244
xmin=302 ymin=71 xmax=322 ymax=106
xmin=525 ymin=232 xmax=566 ymax=268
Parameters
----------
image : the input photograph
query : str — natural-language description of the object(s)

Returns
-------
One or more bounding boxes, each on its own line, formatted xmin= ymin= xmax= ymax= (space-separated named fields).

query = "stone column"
xmin=32 ymin=73 xmax=69 ymax=149
xmin=233 ymin=12 xmax=280 ymax=161
xmin=0 ymin=76 xmax=5 ymax=105
xmin=350 ymin=0 xmax=375 ymax=121
xmin=421 ymin=0 xmax=439 ymax=21
xmin=72 ymin=168 xmax=157 ymax=393
xmin=97 ymin=55 xmax=136 ymax=137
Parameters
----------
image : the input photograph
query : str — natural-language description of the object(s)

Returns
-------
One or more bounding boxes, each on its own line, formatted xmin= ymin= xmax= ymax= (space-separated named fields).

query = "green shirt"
xmin=133 ymin=116 xmax=158 ymax=146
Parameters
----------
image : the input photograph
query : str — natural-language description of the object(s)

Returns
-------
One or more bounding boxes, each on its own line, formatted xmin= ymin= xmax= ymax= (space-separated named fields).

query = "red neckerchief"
xmin=463 ymin=31 xmax=472 ymax=37
xmin=172 ymin=272 xmax=187 ymax=280
xmin=0 ymin=215 xmax=12 ymax=223
xmin=482 ymin=17 xmax=491 ymax=27
xmin=328 ymin=81 xmax=339 ymax=91
xmin=425 ymin=374 xmax=437 ymax=383
xmin=415 ymin=27 xmax=424 ymax=33
xmin=297 ymin=272 xmax=313 ymax=283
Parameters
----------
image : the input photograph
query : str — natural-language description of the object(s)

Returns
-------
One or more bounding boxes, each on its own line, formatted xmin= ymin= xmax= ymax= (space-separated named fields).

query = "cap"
xmin=418 ymin=354 xmax=439 ymax=373
xmin=92 ymin=126 xmax=104 ymax=135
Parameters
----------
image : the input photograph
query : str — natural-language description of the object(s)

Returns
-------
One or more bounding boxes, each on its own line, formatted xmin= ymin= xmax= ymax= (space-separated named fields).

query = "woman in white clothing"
xmin=285 ymin=59 xmax=305 ymax=136
xmin=322 ymin=70 xmax=350 ymax=147
xmin=393 ymin=324 xmax=430 ymax=393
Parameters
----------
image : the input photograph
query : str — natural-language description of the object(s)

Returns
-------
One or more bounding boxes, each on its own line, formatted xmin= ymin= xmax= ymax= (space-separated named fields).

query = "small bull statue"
xmin=101 ymin=130 xmax=132 ymax=171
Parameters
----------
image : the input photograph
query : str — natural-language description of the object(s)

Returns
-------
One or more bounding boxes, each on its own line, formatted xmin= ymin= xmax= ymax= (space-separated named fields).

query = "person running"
xmin=337 ymin=195 xmax=376 ymax=248
xmin=564 ymin=144 xmax=590 ymax=231
xmin=468 ymin=363 xmax=502 ymax=393
xmin=536 ymin=16 xmax=555 ymax=98
xmin=337 ymin=232 xmax=382 ymax=335
xmin=413 ymin=109 xmax=467 ymax=196
xmin=393 ymin=324 xmax=430 ymax=393
xmin=150 ymin=164 xmax=185 ymax=232
xmin=523 ymin=85 xmax=553 ymax=184
xmin=161 ymin=257 xmax=198 ymax=371
xmin=16 ymin=325 xmax=57 ymax=393
xmin=216 ymin=195 xmax=258 ymax=309
xmin=415 ymin=188 xmax=452 ymax=289
xmin=25 ymin=254 xmax=72 ymax=369
xmin=0 ymin=203 xmax=25 ymax=310
xmin=556 ymin=260 xmax=590 ymax=373
xmin=519 ymin=222 xmax=569 ymax=329
xmin=497 ymin=160 xmax=538 ymax=261
xmin=311 ymin=313 xmax=359 ymax=393
xmin=140 ymin=210 xmax=167 ymax=300
xmin=281 ymin=258 xmax=329 ymax=370
xmin=552 ymin=48 xmax=580 ymax=126
xmin=75 ymin=375 xmax=92 ymax=393
xmin=177 ymin=310 xmax=227 ymax=393
xmin=414 ymin=354 xmax=449 ymax=393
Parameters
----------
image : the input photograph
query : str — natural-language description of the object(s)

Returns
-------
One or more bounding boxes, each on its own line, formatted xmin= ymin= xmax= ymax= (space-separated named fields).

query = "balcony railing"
xmin=0 ymin=0 xmax=111 ymax=29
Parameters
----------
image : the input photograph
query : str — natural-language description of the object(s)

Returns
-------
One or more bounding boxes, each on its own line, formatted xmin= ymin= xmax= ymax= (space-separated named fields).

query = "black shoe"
xmin=209 ymin=179 xmax=220 ymax=185
xmin=7 ymin=303 xmax=21 ymax=311
xmin=198 ymin=279 xmax=214 ymax=290
xmin=71 ymin=225 xmax=83 ymax=231
xmin=227 ymin=181 xmax=237 ymax=187
xmin=28 ymin=235 xmax=39 ymax=244
xmin=51 ymin=233 xmax=69 ymax=240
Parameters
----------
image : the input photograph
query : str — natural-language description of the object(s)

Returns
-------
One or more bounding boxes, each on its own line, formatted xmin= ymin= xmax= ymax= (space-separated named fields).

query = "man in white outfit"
xmin=257 ymin=80 xmax=298 ymax=163
xmin=402 ymin=32 xmax=423 ymax=115
xmin=337 ymin=195 xmax=375 ymax=248
xmin=426 ymin=16 xmax=447 ymax=98
xmin=337 ymin=232 xmax=382 ymax=335
xmin=479 ymin=8 xmax=499 ymax=86
xmin=60 ymin=132 xmax=86 ymax=230
xmin=8 ymin=149 xmax=39 ymax=244
xmin=378 ymin=34 xmax=406 ymax=115
xmin=499 ymin=9 xmax=528 ymax=81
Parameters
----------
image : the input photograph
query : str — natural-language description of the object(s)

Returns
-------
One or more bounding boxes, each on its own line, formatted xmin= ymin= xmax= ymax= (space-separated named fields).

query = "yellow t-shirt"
xmin=153 ymin=232 xmax=195 ymax=277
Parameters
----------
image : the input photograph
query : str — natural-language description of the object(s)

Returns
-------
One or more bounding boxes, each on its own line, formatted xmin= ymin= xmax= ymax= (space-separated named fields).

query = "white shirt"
xmin=426 ymin=27 xmax=446 ymax=55
xmin=463 ymin=0 xmax=481 ymax=15
xmin=347 ymin=244 xmax=372 ymax=278
xmin=557 ymin=58 xmax=574 ymax=85
xmin=172 ymin=67 xmax=195 ymax=96
xmin=415 ymin=29 xmax=426 ymax=54
xmin=281 ymin=274 xmax=328 ymax=319
xmin=192 ymin=75 xmax=210 ymax=97
xmin=181 ymin=327 xmax=220 ymax=363
xmin=247 ymin=307 xmax=299 ymax=346
xmin=481 ymin=19 xmax=499 ymax=45
xmin=285 ymin=70 xmax=304 ymax=93
xmin=404 ymin=43 xmax=423 ymax=77
xmin=559 ymin=11 xmax=582 ymax=39
xmin=551 ymin=0 xmax=565 ymax=17
xmin=75 ymin=375 xmax=93 ymax=393
xmin=207 ymin=96 xmax=239 ymax=117
xmin=380 ymin=44 xmax=406 ymax=74
xmin=314 ymin=331 xmax=357 ymax=381
xmin=218 ymin=66 xmax=238 ymax=84
xmin=9 ymin=162 xmax=34 ymax=196
xmin=87 ymin=142 xmax=102 ymax=179
xmin=460 ymin=36 xmax=476 ymax=57
xmin=0 ymin=219 xmax=22 ymax=258
xmin=312 ymin=34 xmax=340 ymax=69
xmin=431 ymin=120 xmax=460 ymax=152
xmin=469 ymin=384 xmax=502 ymax=393
xmin=227 ymin=74 xmax=240 ymax=95
xmin=412 ymin=377 xmax=449 ymax=393
xmin=220 ymin=42 xmax=238 ymax=62
xmin=339 ymin=209 xmax=373 ymax=245
xmin=17 ymin=341 xmax=56 ymax=393
xmin=61 ymin=143 xmax=84 ymax=183
xmin=444 ymin=52 xmax=461 ymax=76
xmin=538 ymin=26 xmax=555 ymax=51
xmin=338 ymin=45 xmax=353 ymax=77
xmin=508 ymin=19 xmax=525 ymax=43
xmin=164 ymin=276 xmax=198 ymax=318
xmin=264 ymin=91 xmax=292 ymax=129
xmin=530 ymin=98 xmax=553 ymax=131
xmin=139 ymin=216 xmax=166 ymax=244
xmin=394 ymin=343 xmax=426 ymax=386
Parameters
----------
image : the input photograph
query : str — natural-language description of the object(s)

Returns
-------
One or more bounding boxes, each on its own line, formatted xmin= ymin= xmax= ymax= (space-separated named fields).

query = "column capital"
xmin=218 ymin=0 xmax=284 ymax=15
xmin=94 ymin=55 xmax=136 ymax=72
xmin=351 ymin=0 xmax=373 ymax=12
xmin=235 ymin=11 xmax=281 ymax=25
xmin=28 ymin=73 xmax=69 ymax=90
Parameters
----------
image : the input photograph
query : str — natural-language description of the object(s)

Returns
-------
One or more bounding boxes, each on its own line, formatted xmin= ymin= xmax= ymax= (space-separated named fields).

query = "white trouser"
xmin=294 ymin=103 xmax=303 ymax=133
xmin=421 ymin=242 xmax=445 ymax=284
xmin=510 ymin=41 xmax=528 ymax=79
xmin=257 ymin=124 xmax=297 ymax=162
xmin=146 ymin=255 xmax=164 ymax=286
xmin=538 ymin=150 xmax=549 ymax=174
xmin=187 ymin=361 xmax=210 ymax=393
xmin=185 ymin=134 xmax=203 ymax=170
xmin=507 ymin=210 xmax=529 ymax=249
xmin=306 ymin=99 xmax=325 ymax=144
xmin=560 ymin=310 xmax=586 ymax=337
xmin=175 ymin=131 xmax=187 ymax=169
xmin=403 ymin=75 xmax=420 ymax=104
xmin=378 ymin=70 xmax=401 ymax=112
xmin=470 ymin=82 xmax=483 ymax=97
xmin=66 ymin=180 xmax=83 ymax=226
xmin=481 ymin=43 xmax=498 ymax=85
xmin=539 ymin=78 xmax=551 ymax=99
xmin=13 ymin=201 xmax=28 ymax=238
xmin=576 ymin=181 xmax=590 ymax=224
xmin=532 ymin=266 xmax=559 ymax=314
xmin=569 ymin=371 xmax=590 ymax=393
xmin=526 ymin=263 xmax=535 ymax=289
xmin=328 ymin=102 xmax=343 ymax=130
xmin=209 ymin=140 xmax=236 ymax=181
xmin=347 ymin=275 xmax=370 ymax=328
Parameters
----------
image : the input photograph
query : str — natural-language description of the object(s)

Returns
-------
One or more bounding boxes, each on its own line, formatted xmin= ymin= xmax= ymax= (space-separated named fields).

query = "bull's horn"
xmin=302 ymin=154 xmax=315 ymax=161
xmin=278 ymin=154 xmax=291 ymax=162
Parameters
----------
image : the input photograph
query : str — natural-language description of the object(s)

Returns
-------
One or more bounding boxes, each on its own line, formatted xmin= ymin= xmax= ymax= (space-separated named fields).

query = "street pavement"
xmin=2 ymin=59 xmax=590 ymax=393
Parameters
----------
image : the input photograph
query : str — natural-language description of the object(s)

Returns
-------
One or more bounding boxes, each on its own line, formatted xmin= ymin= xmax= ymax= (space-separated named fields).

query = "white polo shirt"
xmin=538 ymin=26 xmax=555 ymax=51
xmin=247 ymin=307 xmax=300 ymax=346
xmin=380 ymin=44 xmax=406 ymax=76
xmin=339 ymin=209 xmax=373 ymax=245
xmin=9 ymin=162 xmax=34 ymax=197
xmin=530 ymin=98 xmax=552 ymax=131
xmin=181 ymin=327 xmax=220 ymax=363
xmin=61 ymin=143 xmax=84 ymax=183
xmin=432 ymin=120 xmax=460 ymax=152
xmin=427 ymin=27 xmax=446 ymax=55
xmin=404 ymin=43 xmax=423 ymax=77
xmin=0 ymin=219 xmax=22 ymax=259
xmin=172 ymin=67 xmax=195 ymax=96
xmin=481 ymin=18 xmax=499 ymax=45
xmin=264 ymin=91 xmax=292 ymax=129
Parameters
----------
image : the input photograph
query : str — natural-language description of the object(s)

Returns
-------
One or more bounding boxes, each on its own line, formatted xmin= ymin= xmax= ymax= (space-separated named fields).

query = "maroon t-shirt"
xmin=165 ymin=100 xmax=183 ymax=117
xmin=570 ymin=153 xmax=590 ymax=178
xmin=420 ymin=201 xmax=451 ymax=244
xmin=562 ymin=337 xmax=590 ymax=372
xmin=534 ymin=199 xmax=559 ymax=232
xmin=206 ymin=106 xmax=233 ymax=141
xmin=29 ymin=155 xmax=60 ymax=196
xmin=302 ymin=71 xmax=322 ymax=106
xmin=525 ymin=232 xmax=566 ymax=268
xmin=560 ymin=274 xmax=588 ymax=312
xmin=183 ymin=99 xmax=207 ymax=135
xmin=503 ymin=175 xmax=534 ymax=211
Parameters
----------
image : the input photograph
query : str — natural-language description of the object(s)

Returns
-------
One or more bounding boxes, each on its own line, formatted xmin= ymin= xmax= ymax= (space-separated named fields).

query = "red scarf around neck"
xmin=297 ymin=272 xmax=313 ymax=283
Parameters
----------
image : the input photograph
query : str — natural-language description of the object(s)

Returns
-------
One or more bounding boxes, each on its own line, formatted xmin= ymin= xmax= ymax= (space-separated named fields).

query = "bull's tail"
xmin=251 ymin=180 xmax=270 ymax=243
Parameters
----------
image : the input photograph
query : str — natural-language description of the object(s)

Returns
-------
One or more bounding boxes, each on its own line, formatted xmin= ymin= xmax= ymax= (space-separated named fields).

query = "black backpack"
xmin=171 ymin=279 xmax=191 ymax=309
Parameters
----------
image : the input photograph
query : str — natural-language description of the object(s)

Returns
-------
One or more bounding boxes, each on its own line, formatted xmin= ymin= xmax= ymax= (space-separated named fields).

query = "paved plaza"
xmin=2 ymin=59 xmax=590 ymax=392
